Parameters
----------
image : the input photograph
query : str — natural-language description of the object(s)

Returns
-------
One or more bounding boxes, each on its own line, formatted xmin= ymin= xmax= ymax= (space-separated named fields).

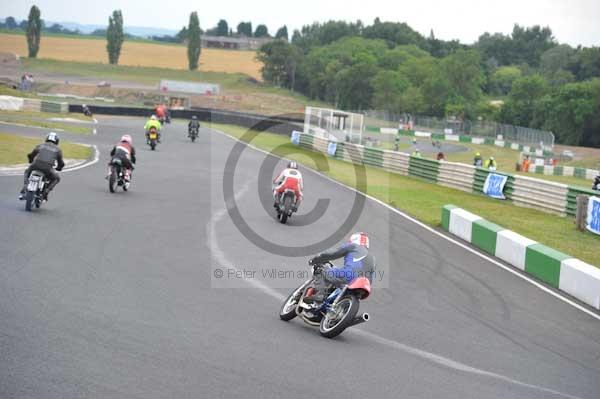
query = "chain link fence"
xmin=363 ymin=111 xmax=555 ymax=148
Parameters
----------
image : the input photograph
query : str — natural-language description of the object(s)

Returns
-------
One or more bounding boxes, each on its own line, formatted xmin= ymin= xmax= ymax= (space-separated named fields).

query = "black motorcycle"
xmin=188 ymin=126 xmax=199 ymax=142
xmin=108 ymin=158 xmax=129 ymax=193
xmin=24 ymin=170 xmax=50 ymax=211
xmin=593 ymin=175 xmax=600 ymax=191
xmin=276 ymin=189 xmax=298 ymax=224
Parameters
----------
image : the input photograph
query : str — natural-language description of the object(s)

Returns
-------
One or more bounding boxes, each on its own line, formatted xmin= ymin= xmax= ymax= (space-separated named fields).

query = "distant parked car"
xmin=97 ymin=81 xmax=111 ymax=88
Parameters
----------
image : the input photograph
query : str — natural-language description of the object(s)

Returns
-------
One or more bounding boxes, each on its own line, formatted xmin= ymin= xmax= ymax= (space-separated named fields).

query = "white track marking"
xmin=61 ymin=144 xmax=99 ymax=173
xmin=206 ymin=162 xmax=584 ymax=399
xmin=213 ymin=128 xmax=600 ymax=322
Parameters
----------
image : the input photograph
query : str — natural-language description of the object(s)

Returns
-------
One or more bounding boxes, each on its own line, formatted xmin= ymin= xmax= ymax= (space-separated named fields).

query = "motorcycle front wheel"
xmin=279 ymin=281 xmax=310 ymax=321
xmin=319 ymin=295 xmax=359 ymax=338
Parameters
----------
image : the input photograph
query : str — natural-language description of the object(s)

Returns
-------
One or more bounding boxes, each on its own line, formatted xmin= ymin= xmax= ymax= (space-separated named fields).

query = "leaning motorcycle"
xmin=24 ymin=170 xmax=50 ymax=212
xmin=279 ymin=262 xmax=371 ymax=338
xmin=147 ymin=127 xmax=159 ymax=150
xmin=108 ymin=158 xmax=129 ymax=193
xmin=275 ymin=189 xmax=297 ymax=224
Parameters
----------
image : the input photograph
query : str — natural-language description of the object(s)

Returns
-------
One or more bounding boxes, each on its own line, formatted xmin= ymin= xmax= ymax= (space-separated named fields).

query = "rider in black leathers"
xmin=188 ymin=115 xmax=200 ymax=135
xmin=305 ymin=232 xmax=375 ymax=304
xmin=19 ymin=132 xmax=64 ymax=201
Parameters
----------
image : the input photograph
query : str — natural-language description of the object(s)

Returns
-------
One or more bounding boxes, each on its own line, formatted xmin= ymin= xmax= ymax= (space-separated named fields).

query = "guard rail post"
xmin=575 ymin=195 xmax=589 ymax=231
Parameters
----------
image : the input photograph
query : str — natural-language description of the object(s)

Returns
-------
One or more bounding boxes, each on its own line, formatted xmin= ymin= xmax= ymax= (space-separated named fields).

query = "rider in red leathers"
xmin=108 ymin=135 xmax=136 ymax=182
xmin=273 ymin=161 xmax=303 ymax=210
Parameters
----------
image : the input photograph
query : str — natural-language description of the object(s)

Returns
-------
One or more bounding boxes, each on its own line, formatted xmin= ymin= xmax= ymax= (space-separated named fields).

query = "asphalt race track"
xmin=1 ymin=117 xmax=599 ymax=399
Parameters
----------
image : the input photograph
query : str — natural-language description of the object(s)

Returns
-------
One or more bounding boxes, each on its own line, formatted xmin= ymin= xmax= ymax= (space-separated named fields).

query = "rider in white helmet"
xmin=305 ymin=232 xmax=375 ymax=304
xmin=273 ymin=160 xmax=304 ymax=210
xmin=108 ymin=134 xmax=136 ymax=182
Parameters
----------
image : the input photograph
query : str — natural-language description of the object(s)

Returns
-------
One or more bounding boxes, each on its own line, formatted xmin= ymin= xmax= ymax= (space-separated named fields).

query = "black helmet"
xmin=288 ymin=161 xmax=298 ymax=169
xmin=46 ymin=131 xmax=59 ymax=145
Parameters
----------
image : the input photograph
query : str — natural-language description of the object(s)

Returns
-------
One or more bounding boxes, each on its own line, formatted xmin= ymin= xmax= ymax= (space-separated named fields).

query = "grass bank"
xmin=0 ymin=132 xmax=92 ymax=165
xmin=212 ymin=124 xmax=599 ymax=267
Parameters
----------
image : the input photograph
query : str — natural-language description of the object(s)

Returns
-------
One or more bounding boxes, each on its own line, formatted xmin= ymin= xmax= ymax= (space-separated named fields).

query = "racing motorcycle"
xmin=188 ymin=126 xmax=199 ymax=142
xmin=147 ymin=127 xmax=159 ymax=150
xmin=24 ymin=170 xmax=50 ymax=211
xmin=279 ymin=262 xmax=371 ymax=338
xmin=275 ymin=189 xmax=298 ymax=224
xmin=593 ymin=175 xmax=600 ymax=191
xmin=108 ymin=157 xmax=129 ymax=193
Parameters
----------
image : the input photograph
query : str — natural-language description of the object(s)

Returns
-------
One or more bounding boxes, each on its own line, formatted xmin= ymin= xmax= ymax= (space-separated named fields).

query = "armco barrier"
xmin=442 ymin=205 xmax=600 ymax=310
xmin=438 ymin=162 xmax=475 ymax=192
xmin=408 ymin=156 xmax=439 ymax=183
xmin=295 ymin=133 xmax=598 ymax=217
xmin=512 ymin=175 xmax=568 ymax=215
xmin=566 ymin=186 xmax=598 ymax=217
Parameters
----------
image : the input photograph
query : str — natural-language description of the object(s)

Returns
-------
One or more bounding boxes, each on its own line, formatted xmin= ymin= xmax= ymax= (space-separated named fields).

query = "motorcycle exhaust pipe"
xmin=349 ymin=313 xmax=370 ymax=327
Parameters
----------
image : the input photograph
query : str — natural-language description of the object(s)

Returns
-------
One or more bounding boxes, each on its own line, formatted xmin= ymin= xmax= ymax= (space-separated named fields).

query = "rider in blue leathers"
xmin=305 ymin=232 xmax=375 ymax=304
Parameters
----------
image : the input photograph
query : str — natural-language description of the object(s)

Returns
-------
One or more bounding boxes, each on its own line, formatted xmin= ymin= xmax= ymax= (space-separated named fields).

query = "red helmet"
xmin=121 ymin=134 xmax=132 ymax=144
xmin=349 ymin=232 xmax=369 ymax=249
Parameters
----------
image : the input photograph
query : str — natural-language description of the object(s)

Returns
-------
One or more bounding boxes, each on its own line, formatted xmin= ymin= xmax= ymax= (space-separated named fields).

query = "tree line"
xmin=2 ymin=15 xmax=288 ymax=42
xmin=258 ymin=20 xmax=600 ymax=147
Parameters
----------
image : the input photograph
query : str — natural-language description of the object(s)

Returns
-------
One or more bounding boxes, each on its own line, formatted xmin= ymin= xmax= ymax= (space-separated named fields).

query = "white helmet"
xmin=121 ymin=134 xmax=132 ymax=144
xmin=349 ymin=232 xmax=369 ymax=249
xmin=151 ymin=115 xmax=157 ymax=120
xmin=46 ymin=131 xmax=59 ymax=144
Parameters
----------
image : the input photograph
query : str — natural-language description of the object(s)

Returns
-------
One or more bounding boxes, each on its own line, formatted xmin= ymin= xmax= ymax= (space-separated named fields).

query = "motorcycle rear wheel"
xmin=109 ymin=169 xmax=117 ymax=193
xmin=319 ymin=295 xmax=359 ymax=338
xmin=279 ymin=195 xmax=292 ymax=224
xmin=25 ymin=191 xmax=34 ymax=211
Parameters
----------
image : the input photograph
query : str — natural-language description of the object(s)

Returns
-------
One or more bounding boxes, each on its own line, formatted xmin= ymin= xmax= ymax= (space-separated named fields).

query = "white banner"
xmin=290 ymin=130 xmax=301 ymax=145
xmin=587 ymin=196 xmax=600 ymax=235
xmin=483 ymin=173 xmax=508 ymax=199
xmin=415 ymin=131 xmax=431 ymax=137
xmin=327 ymin=141 xmax=338 ymax=156
xmin=159 ymin=80 xmax=220 ymax=95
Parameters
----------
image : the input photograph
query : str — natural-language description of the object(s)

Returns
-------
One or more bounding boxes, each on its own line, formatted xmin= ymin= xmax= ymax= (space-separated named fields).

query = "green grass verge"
xmin=0 ymin=85 xmax=41 ymax=98
xmin=211 ymin=124 xmax=599 ymax=267
xmin=0 ymin=110 xmax=91 ymax=134
xmin=564 ymin=158 xmax=600 ymax=169
xmin=0 ymin=132 xmax=92 ymax=165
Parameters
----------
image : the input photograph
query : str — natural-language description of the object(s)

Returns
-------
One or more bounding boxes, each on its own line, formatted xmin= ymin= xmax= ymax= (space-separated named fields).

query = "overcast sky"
xmin=1 ymin=0 xmax=599 ymax=46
